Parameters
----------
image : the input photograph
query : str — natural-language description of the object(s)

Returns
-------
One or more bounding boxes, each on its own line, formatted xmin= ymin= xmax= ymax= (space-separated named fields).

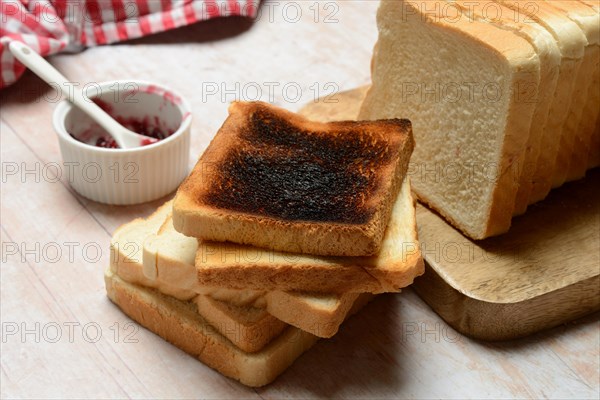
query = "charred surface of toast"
xmin=202 ymin=107 xmax=409 ymax=224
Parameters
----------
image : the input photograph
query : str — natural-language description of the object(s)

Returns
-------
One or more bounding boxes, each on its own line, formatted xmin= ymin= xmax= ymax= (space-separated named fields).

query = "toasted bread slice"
xmin=105 ymin=270 xmax=373 ymax=387
xmin=142 ymin=205 xmax=362 ymax=337
xmin=192 ymin=177 xmax=423 ymax=293
xmin=173 ymin=101 xmax=414 ymax=256
xmin=110 ymin=210 xmax=286 ymax=352
xmin=112 ymin=201 xmax=364 ymax=338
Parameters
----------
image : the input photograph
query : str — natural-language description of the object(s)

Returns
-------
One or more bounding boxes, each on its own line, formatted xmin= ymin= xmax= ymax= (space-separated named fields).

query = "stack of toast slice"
xmin=359 ymin=0 xmax=600 ymax=240
xmin=106 ymin=101 xmax=424 ymax=387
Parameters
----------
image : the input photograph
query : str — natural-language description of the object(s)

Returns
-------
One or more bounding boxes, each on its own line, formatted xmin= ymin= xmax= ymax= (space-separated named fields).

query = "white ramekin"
xmin=53 ymin=80 xmax=191 ymax=205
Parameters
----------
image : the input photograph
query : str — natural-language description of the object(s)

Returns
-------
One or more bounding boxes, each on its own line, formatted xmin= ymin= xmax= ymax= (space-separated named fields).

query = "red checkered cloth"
xmin=0 ymin=0 xmax=258 ymax=88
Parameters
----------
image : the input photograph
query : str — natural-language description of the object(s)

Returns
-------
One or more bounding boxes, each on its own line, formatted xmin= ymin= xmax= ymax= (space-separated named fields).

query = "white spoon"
xmin=9 ymin=40 xmax=156 ymax=149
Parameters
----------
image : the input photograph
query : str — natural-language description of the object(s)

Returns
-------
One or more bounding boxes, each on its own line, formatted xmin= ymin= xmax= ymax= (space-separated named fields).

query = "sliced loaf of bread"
xmin=543 ymin=0 xmax=600 ymax=181
xmin=359 ymin=0 xmax=540 ymax=239
xmin=495 ymin=1 xmax=587 ymax=201
xmin=449 ymin=0 xmax=561 ymax=216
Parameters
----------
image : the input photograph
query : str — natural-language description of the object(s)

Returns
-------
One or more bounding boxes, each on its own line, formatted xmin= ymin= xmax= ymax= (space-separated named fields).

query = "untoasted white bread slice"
xmin=448 ymin=0 xmax=561 ymax=216
xmin=105 ymin=270 xmax=372 ymax=387
xmin=192 ymin=177 xmax=422 ymax=293
xmin=173 ymin=101 xmax=415 ymax=256
xmin=543 ymin=0 xmax=600 ymax=180
xmin=113 ymin=201 xmax=360 ymax=339
xmin=359 ymin=0 xmax=540 ymax=239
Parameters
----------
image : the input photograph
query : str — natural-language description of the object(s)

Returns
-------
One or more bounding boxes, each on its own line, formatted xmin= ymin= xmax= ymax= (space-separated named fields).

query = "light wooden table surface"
xmin=1 ymin=1 xmax=599 ymax=398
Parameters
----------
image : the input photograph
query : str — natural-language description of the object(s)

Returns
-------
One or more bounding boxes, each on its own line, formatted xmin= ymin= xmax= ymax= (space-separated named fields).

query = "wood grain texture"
xmin=299 ymin=86 xmax=600 ymax=341
xmin=415 ymin=174 xmax=600 ymax=340
xmin=1 ymin=2 xmax=599 ymax=398
xmin=299 ymin=85 xmax=370 ymax=123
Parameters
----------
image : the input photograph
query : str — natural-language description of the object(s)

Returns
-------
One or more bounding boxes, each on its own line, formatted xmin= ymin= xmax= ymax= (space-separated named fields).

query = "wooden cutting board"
xmin=299 ymin=87 xmax=600 ymax=341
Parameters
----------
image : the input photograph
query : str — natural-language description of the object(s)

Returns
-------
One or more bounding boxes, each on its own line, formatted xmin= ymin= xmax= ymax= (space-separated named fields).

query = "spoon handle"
xmin=8 ymin=40 xmax=129 ymax=148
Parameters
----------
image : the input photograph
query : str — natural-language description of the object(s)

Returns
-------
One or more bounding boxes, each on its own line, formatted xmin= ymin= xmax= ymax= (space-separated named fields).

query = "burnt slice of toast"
xmin=173 ymin=101 xmax=414 ymax=256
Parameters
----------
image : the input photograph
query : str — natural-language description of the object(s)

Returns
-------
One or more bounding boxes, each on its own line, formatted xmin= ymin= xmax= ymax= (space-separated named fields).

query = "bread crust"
xmin=174 ymin=101 xmax=414 ymax=256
